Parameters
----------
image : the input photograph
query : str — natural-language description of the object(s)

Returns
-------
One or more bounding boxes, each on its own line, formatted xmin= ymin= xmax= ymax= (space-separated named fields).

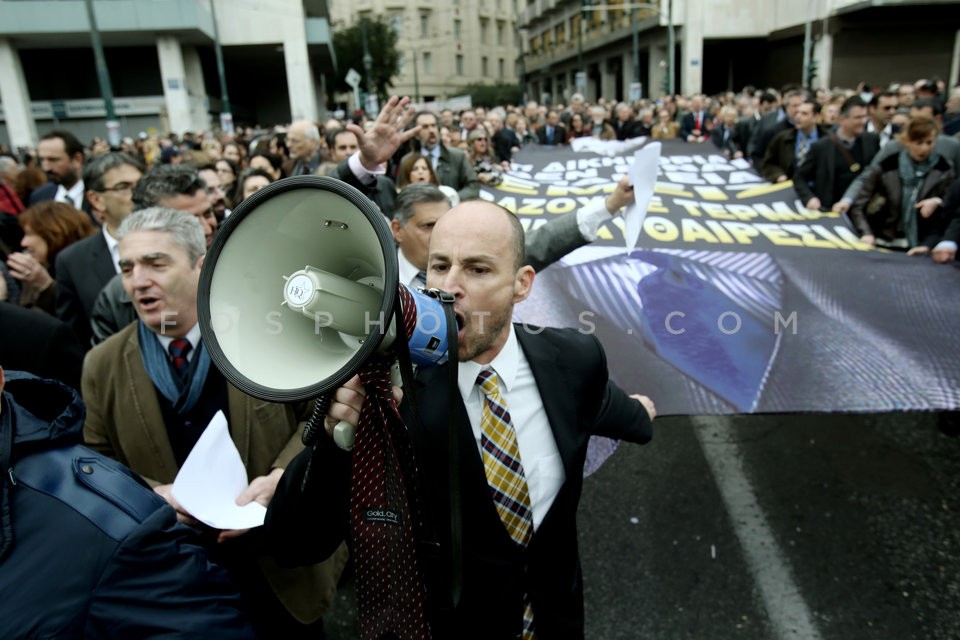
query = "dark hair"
xmin=82 ymin=152 xmax=144 ymax=193
xmin=394 ymin=183 xmax=449 ymax=224
xmin=19 ymin=201 xmax=96 ymax=265
xmin=912 ymin=98 xmax=943 ymax=117
xmin=325 ymin=127 xmax=357 ymax=150
xmin=132 ymin=164 xmax=206 ymax=210
xmin=397 ymin=153 xmax=440 ymax=189
xmin=869 ymin=91 xmax=898 ymax=108
xmin=249 ymin=151 xmax=284 ymax=177
xmin=238 ymin=168 xmax=274 ymax=201
xmin=215 ymin=157 xmax=240 ymax=181
xmin=759 ymin=92 xmax=778 ymax=105
xmin=39 ymin=130 xmax=84 ymax=158
xmin=901 ymin=116 xmax=940 ymax=143
xmin=839 ymin=95 xmax=867 ymax=117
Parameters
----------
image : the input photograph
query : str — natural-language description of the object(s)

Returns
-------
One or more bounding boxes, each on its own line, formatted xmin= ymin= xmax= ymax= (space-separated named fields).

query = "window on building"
xmin=399 ymin=52 xmax=407 ymax=75
xmin=498 ymin=58 xmax=505 ymax=80
xmin=423 ymin=51 xmax=432 ymax=74
xmin=390 ymin=14 xmax=403 ymax=37
xmin=420 ymin=13 xmax=429 ymax=38
xmin=456 ymin=55 xmax=464 ymax=75
xmin=555 ymin=23 xmax=565 ymax=44
xmin=480 ymin=19 xmax=488 ymax=44
xmin=482 ymin=57 xmax=489 ymax=76
xmin=454 ymin=19 xmax=462 ymax=39
xmin=497 ymin=22 xmax=504 ymax=46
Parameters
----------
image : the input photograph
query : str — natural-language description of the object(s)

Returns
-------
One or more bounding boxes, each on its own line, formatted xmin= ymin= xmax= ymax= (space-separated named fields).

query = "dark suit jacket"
xmin=710 ymin=124 xmax=740 ymax=156
xmin=54 ymin=231 xmax=116 ymax=348
xmin=680 ymin=111 xmax=713 ymax=140
xmin=28 ymin=182 xmax=96 ymax=226
xmin=608 ymin=118 xmax=642 ymax=141
xmin=406 ymin=146 xmax=481 ymax=202
xmin=748 ymin=110 xmax=792 ymax=167
xmin=793 ymin=132 xmax=880 ymax=209
xmin=760 ymin=126 xmax=827 ymax=184
xmin=266 ymin=326 xmax=652 ymax=639
xmin=0 ymin=301 xmax=84 ymax=390
xmin=330 ymin=160 xmax=398 ymax=218
xmin=493 ymin=128 xmax=521 ymax=163
xmin=536 ymin=124 xmax=568 ymax=146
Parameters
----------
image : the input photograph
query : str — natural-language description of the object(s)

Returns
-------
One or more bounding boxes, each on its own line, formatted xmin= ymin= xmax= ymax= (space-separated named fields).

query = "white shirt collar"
xmin=458 ymin=324 xmax=519 ymax=399
xmin=155 ymin=323 xmax=202 ymax=359
xmin=56 ymin=180 xmax=85 ymax=209
xmin=397 ymin=247 xmax=423 ymax=288
xmin=102 ymin=225 xmax=121 ymax=274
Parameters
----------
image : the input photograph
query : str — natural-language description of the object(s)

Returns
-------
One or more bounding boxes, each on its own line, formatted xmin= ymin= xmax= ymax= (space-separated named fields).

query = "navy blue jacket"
xmin=0 ymin=372 xmax=255 ymax=639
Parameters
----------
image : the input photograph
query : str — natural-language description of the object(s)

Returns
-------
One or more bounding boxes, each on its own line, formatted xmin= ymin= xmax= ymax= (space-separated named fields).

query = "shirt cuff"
xmin=348 ymin=151 xmax=386 ymax=185
xmin=934 ymin=240 xmax=957 ymax=253
xmin=576 ymin=198 xmax=613 ymax=240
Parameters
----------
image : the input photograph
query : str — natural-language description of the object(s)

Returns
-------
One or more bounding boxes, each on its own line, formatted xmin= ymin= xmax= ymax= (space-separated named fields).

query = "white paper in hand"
xmin=623 ymin=142 xmax=661 ymax=252
xmin=172 ymin=410 xmax=266 ymax=530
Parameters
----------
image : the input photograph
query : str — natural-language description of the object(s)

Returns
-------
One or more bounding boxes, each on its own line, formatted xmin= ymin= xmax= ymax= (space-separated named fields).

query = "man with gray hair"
xmin=82 ymin=206 xmax=347 ymax=638
xmin=54 ymin=151 xmax=144 ymax=347
xmin=89 ymin=164 xmax=218 ymax=343
xmin=286 ymin=119 xmax=324 ymax=176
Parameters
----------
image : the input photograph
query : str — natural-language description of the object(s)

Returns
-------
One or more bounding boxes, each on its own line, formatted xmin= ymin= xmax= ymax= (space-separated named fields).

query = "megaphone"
xmin=197 ymin=176 xmax=451 ymax=441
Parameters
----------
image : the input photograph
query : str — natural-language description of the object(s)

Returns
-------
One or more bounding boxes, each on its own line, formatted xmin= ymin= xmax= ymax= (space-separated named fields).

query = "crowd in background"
xmin=1 ymin=74 xmax=959 ymax=636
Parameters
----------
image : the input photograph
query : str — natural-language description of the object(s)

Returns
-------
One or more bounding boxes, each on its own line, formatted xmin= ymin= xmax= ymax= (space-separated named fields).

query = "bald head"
xmin=432 ymin=200 xmax=525 ymax=271
xmin=287 ymin=119 xmax=321 ymax=162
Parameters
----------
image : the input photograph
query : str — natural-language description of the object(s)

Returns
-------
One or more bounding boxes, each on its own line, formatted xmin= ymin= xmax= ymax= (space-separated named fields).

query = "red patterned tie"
xmin=168 ymin=339 xmax=192 ymax=377
xmin=350 ymin=286 xmax=431 ymax=640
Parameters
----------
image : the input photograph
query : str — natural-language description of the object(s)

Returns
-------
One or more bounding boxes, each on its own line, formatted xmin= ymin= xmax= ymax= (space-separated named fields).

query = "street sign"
xmin=629 ymin=82 xmax=642 ymax=101
xmin=575 ymin=71 xmax=587 ymax=90
xmin=345 ymin=68 xmax=361 ymax=88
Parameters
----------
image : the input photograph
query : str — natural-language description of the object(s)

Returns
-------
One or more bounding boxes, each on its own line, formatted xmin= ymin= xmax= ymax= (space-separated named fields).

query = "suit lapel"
xmin=122 ymin=327 xmax=180 ymax=481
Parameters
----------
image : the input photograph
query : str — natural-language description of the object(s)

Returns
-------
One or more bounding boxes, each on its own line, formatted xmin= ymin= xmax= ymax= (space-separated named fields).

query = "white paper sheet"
xmin=172 ymin=410 xmax=266 ymax=530
xmin=623 ymin=142 xmax=662 ymax=252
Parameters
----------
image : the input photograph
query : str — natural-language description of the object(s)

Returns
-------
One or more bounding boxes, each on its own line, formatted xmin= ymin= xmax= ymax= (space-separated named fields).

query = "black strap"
xmin=828 ymin=132 xmax=862 ymax=173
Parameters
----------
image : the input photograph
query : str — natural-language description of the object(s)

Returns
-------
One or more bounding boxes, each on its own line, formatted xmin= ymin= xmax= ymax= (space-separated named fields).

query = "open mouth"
xmin=138 ymin=295 xmax=160 ymax=311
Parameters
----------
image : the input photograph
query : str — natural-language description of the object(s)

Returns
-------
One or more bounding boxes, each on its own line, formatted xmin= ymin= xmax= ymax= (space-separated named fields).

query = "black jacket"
xmin=0 ymin=372 xmax=255 ymax=639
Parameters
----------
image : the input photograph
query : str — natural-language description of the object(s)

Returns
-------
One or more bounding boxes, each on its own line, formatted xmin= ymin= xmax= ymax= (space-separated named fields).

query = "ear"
xmin=512 ymin=265 xmax=535 ymax=304
xmin=86 ymin=190 xmax=106 ymax=217
xmin=195 ymin=254 xmax=206 ymax=270
xmin=390 ymin=218 xmax=403 ymax=243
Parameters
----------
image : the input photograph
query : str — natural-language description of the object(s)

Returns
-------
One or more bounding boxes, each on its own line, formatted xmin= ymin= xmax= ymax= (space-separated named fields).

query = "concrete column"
xmin=680 ymin=0 xmax=704 ymax=95
xmin=181 ymin=45 xmax=209 ymax=132
xmin=648 ymin=45 xmax=663 ymax=99
xmin=0 ymin=38 xmax=38 ymax=148
xmin=600 ymin=59 xmax=617 ymax=103
xmin=283 ymin=30 xmax=318 ymax=122
xmin=950 ymin=29 xmax=960 ymax=89
xmin=813 ymin=32 xmax=833 ymax=91
xmin=622 ymin=51 xmax=632 ymax=101
xmin=157 ymin=36 xmax=197 ymax=135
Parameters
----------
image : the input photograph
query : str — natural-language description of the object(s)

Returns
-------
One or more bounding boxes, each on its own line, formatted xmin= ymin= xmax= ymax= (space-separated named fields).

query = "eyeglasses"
xmin=100 ymin=182 xmax=136 ymax=194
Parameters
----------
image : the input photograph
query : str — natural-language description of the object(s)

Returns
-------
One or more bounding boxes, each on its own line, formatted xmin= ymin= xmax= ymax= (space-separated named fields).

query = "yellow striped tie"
xmin=477 ymin=369 xmax=536 ymax=639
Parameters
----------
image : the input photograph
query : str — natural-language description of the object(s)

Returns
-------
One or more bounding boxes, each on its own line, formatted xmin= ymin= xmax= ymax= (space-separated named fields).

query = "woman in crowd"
xmin=465 ymin=128 xmax=505 ymax=187
xmin=567 ymin=112 xmax=591 ymax=142
xmin=651 ymin=107 xmax=681 ymax=139
xmin=396 ymin=152 xmax=460 ymax=206
xmin=237 ymin=168 xmax=274 ymax=204
xmin=849 ymin=116 xmax=955 ymax=258
xmin=215 ymin=158 xmax=242 ymax=208
xmin=223 ymin=141 xmax=247 ymax=168
xmin=4 ymin=201 xmax=95 ymax=311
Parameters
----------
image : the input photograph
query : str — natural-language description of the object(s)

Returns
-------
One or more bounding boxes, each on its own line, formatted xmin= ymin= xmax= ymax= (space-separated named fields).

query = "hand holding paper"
xmin=623 ymin=142 xmax=662 ymax=252
xmin=172 ymin=410 xmax=268 ymax=531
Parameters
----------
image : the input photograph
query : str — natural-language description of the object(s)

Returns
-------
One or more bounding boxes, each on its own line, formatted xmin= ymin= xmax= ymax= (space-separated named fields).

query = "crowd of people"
xmin=0 ymin=76 xmax=959 ymax=637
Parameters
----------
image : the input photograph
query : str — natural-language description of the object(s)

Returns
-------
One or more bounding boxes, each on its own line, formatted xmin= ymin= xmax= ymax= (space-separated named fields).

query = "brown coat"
xmin=81 ymin=321 xmax=347 ymax=623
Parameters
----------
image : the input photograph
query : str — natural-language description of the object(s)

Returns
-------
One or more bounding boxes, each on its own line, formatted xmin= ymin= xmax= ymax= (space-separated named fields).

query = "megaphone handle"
xmin=333 ymin=420 xmax=356 ymax=451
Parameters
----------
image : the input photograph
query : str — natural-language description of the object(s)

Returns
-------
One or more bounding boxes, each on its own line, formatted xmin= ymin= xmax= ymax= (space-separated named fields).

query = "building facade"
xmin=0 ymin=0 xmax=336 ymax=148
xmin=518 ymin=0 xmax=960 ymax=105
xmin=327 ymin=0 xmax=522 ymax=106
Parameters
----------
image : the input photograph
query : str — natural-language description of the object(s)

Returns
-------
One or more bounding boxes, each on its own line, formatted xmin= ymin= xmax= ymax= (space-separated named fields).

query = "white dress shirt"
xmin=102 ymin=225 xmax=121 ymax=274
xmin=155 ymin=323 xmax=202 ymax=362
xmin=457 ymin=326 xmax=565 ymax=531
xmin=56 ymin=180 xmax=85 ymax=209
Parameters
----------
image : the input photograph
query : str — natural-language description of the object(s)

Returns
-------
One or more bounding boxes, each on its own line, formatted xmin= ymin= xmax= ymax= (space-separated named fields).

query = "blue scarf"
xmin=138 ymin=321 xmax=212 ymax=415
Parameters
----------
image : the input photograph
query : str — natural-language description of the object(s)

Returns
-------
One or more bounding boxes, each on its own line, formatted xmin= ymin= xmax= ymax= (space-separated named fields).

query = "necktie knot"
xmin=414 ymin=270 xmax=428 ymax=288
xmin=476 ymin=368 xmax=500 ymax=397
xmin=169 ymin=338 xmax=192 ymax=376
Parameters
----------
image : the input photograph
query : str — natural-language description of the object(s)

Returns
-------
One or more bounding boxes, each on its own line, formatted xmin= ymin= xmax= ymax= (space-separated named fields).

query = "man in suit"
xmin=393 ymin=179 xmax=637 ymax=287
xmin=267 ymin=200 xmax=655 ymax=639
xmin=493 ymin=112 xmax=523 ymax=163
xmin=0 ymin=301 xmax=84 ymax=390
xmin=681 ymin=94 xmax=713 ymax=143
xmin=760 ymin=98 xmax=826 ymax=184
xmin=794 ymin=96 xmax=880 ymax=211
xmin=536 ymin=109 xmax=568 ymax=146
xmin=286 ymin=119 xmax=325 ymax=176
xmin=405 ymin=111 xmax=480 ymax=201
xmin=30 ymin=130 xmax=94 ymax=223
xmin=609 ymin=103 xmax=641 ymax=141
xmin=82 ymin=207 xmax=347 ymax=638
xmin=748 ymin=89 xmax=806 ymax=167
xmin=54 ymin=152 xmax=144 ymax=348
xmin=324 ymin=127 xmax=398 ymax=217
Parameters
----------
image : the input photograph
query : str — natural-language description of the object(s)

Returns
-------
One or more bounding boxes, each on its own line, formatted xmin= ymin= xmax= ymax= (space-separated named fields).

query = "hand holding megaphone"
xmin=322 ymin=366 xmax=405 ymax=451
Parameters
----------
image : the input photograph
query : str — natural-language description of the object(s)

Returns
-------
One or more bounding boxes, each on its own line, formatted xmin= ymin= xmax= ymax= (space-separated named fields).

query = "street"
xmin=323 ymin=412 xmax=960 ymax=639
